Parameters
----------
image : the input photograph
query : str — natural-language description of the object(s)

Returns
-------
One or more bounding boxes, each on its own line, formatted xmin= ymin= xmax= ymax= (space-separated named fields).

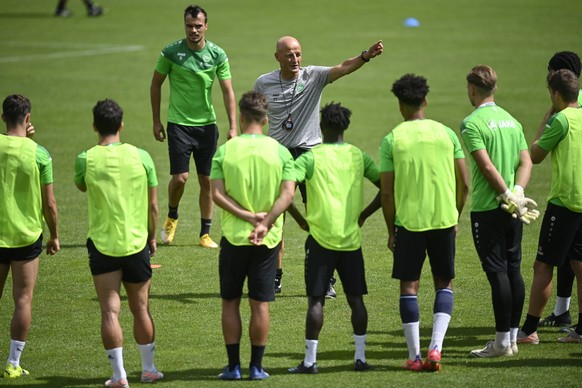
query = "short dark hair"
xmin=2 ymin=94 xmax=31 ymax=128
xmin=320 ymin=102 xmax=351 ymax=132
xmin=93 ymin=99 xmax=123 ymax=136
xmin=391 ymin=74 xmax=429 ymax=106
xmin=184 ymin=4 xmax=207 ymax=22
xmin=466 ymin=65 xmax=497 ymax=94
xmin=548 ymin=51 xmax=581 ymax=78
xmin=547 ymin=69 xmax=580 ymax=103
xmin=239 ymin=91 xmax=268 ymax=123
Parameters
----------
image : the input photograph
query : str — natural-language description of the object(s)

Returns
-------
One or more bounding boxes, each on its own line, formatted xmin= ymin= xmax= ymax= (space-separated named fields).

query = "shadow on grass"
xmin=0 ymin=13 xmax=53 ymax=19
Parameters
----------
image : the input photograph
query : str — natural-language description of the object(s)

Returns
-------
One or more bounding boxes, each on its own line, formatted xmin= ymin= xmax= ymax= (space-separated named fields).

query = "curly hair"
xmin=320 ymin=102 xmax=351 ymax=132
xmin=391 ymin=74 xmax=429 ymax=106
xmin=548 ymin=51 xmax=581 ymax=78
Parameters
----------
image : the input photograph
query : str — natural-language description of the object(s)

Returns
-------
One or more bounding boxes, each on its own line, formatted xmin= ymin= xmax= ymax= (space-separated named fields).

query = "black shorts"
xmin=287 ymin=146 xmax=309 ymax=203
xmin=0 ymin=235 xmax=42 ymax=264
xmin=536 ymin=203 xmax=582 ymax=266
xmin=167 ymin=122 xmax=219 ymax=176
xmin=470 ymin=208 xmax=523 ymax=273
xmin=219 ymin=237 xmax=280 ymax=302
xmin=304 ymin=235 xmax=368 ymax=297
xmin=87 ymin=239 xmax=152 ymax=283
xmin=392 ymin=226 xmax=455 ymax=281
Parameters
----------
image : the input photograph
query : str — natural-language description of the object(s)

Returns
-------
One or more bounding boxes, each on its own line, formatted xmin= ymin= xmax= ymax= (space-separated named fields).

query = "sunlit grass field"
xmin=0 ymin=0 xmax=581 ymax=386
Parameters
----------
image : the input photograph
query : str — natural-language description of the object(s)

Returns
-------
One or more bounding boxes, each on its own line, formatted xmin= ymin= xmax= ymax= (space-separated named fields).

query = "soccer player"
xmin=380 ymin=74 xmax=468 ymax=371
xmin=537 ymin=51 xmax=582 ymax=330
xmin=460 ymin=65 xmax=537 ymax=358
xmin=151 ymin=4 xmax=237 ymax=248
xmin=54 ymin=0 xmax=103 ymax=17
xmin=0 ymin=94 xmax=60 ymax=379
xmin=254 ymin=35 xmax=383 ymax=295
xmin=210 ymin=91 xmax=295 ymax=380
xmin=288 ymin=102 xmax=380 ymax=374
xmin=518 ymin=69 xmax=582 ymax=344
xmin=75 ymin=99 xmax=162 ymax=387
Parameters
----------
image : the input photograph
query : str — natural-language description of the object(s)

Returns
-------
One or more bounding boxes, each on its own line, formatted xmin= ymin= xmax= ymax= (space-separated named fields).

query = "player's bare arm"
xmin=219 ymin=79 xmax=238 ymax=140
xmin=150 ymin=71 xmax=167 ymax=142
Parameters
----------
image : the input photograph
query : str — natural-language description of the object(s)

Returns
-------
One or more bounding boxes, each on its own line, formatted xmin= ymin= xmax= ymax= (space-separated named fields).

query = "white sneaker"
xmin=470 ymin=341 xmax=513 ymax=358
xmin=510 ymin=341 xmax=518 ymax=355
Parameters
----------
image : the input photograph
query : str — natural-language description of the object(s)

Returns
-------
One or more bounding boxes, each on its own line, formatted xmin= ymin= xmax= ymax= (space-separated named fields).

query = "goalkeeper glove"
xmin=497 ymin=185 xmax=539 ymax=224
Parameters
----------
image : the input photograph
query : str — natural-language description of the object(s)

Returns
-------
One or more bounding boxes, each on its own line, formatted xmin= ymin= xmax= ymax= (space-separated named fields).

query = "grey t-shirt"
xmin=254 ymin=65 xmax=331 ymax=149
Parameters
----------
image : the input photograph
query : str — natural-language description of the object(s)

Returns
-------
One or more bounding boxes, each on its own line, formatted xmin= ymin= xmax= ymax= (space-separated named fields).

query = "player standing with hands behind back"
xmin=460 ymin=65 xmax=538 ymax=358
xmin=211 ymin=91 xmax=295 ymax=380
xmin=1 ymin=94 xmax=60 ymax=379
xmin=150 ymin=4 xmax=237 ymax=248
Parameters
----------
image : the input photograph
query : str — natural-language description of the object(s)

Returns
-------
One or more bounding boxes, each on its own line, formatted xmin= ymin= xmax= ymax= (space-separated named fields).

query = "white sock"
xmin=510 ymin=327 xmax=519 ymax=343
xmin=139 ymin=342 xmax=156 ymax=372
xmin=494 ymin=331 xmax=510 ymax=349
xmin=304 ymin=339 xmax=318 ymax=367
xmin=402 ymin=322 xmax=420 ymax=360
xmin=554 ymin=297 xmax=571 ymax=316
xmin=428 ymin=312 xmax=451 ymax=352
xmin=106 ymin=347 xmax=127 ymax=380
xmin=353 ymin=334 xmax=366 ymax=362
xmin=7 ymin=340 xmax=25 ymax=367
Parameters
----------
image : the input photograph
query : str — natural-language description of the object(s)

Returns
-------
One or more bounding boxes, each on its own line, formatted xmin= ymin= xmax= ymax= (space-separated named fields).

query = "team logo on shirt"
xmin=488 ymin=119 xmax=516 ymax=130
xmin=487 ymin=120 xmax=498 ymax=130
xmin=202 ymin=53 xmax=212 ymax=62
xmin=177 ymin=52 xmax=186 ymax=61
xmin=297 ymin=83 xmax=305 ymax=93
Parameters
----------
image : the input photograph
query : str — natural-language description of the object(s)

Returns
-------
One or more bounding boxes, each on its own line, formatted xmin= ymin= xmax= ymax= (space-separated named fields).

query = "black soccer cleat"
xmin=288 ymin=362 xmax=318 ymax=374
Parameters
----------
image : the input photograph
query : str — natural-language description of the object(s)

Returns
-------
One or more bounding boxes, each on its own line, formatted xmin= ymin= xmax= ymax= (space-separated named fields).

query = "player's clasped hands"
xmin=497 ymin=185 xmax=540 ymax=225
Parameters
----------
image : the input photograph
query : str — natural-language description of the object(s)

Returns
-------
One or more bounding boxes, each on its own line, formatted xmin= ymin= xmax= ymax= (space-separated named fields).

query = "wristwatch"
xmin=360 ymin=50 xmax=370 ymax=62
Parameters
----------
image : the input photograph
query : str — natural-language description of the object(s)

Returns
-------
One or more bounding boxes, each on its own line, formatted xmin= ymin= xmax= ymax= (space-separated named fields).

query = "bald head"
xmin=276 ymin=36 xmax=301 ymax=53
xmin=275 ymin=36 xmax=302 ymax=80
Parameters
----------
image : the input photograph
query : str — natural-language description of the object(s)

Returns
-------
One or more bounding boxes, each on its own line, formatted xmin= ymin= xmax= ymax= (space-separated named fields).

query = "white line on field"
xmin=0 ymin=42 xmax=145 ymax=63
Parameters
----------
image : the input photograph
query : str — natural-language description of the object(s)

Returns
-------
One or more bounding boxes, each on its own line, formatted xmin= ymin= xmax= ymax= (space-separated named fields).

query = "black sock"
xmin=250 ymin=345 xmax=265 ymax=369
xmin=276 ymin=268 xmax=283 ymax=280
xmin=226 ymin=343 xmax=240 ymax=369
xmin=56 ymin=0 xmax=67 ymax=10
xmin=522 ymin=313 xmax=540 ymax=335
xmin=576 ymin=313 xmax=582 ymax=335
xmin=168 ymin=206 xmax=178 ymax=219
xmin=200 ymin=218 xmax=212 ymax=236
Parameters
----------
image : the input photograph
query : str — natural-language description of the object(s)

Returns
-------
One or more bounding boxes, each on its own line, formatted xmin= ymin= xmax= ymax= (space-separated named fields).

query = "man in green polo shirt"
xmin=519 ymin=69 xmax=582 ymax=344
xmin=0 ymin=94 xmax=60 ymax=379
xmin=75 ymin=99 xmax=162 ymax=388
xmin=210 ymin=91 xmax=295 ymax=380
xmin=288 ymin=102 xmax=381 ymax=374
xmin=380 ymin=74 xmax=468 ymax=372
xmin=151 ymin=4 xmax=237 ymax=248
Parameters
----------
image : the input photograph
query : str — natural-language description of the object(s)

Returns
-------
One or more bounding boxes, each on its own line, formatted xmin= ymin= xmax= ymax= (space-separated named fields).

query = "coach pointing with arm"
xmin=254 ymin=36 xmax=383 ymax=294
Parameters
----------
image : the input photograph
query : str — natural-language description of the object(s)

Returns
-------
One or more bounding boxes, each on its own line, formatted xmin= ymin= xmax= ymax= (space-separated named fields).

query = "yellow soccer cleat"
xmin=199 ymin=233 xmax=218 ymax=248
xmin=4 ymin=363 xmax=29 ymax=379
xmin=160 ymin=217 xmax=178 ymax=245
